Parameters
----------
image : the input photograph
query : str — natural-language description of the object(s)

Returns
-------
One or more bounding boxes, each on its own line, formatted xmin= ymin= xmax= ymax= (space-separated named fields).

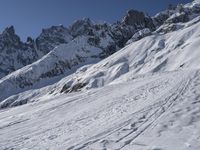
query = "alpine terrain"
xmin=1 ymin=0 xmax=200 ymax=149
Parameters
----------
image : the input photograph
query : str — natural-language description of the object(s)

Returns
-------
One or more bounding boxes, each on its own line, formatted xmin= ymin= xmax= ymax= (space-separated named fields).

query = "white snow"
xmin=0 ymin=36 xmax=102 ymax=101
xmin=1 ymin=69 xmax=200 ymax=150
xmin=50 ymin=15 xmax=200 ymax=94
xmin=1 ymin=1 xmax=200 ymax=149
xmin=126 ymin=28 xmax=151 ymax=45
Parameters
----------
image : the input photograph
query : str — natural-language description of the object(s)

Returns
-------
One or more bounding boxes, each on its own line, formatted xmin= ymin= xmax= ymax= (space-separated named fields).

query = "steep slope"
xmin=0 ymin=0 xmax=198 ymax=81
xmin=0 ymin=10 xmax=200 ymax=108
xmin=0 ymin=36 xmax=103 ymax=101
xmin=54 ymin=14 xmax=200 ymax=94
xmin=0 ymin=11 xmax=156 ymax=102
xmin=1 ymin=0 xmax=200 ymax=108
xmin=0 ymin=26 xmax=39 ymax=78
xmin=35 ymin=25 xmax=73 ymax=55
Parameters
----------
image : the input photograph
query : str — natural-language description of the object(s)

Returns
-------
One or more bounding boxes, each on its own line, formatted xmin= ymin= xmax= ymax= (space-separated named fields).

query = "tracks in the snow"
xmin=118 ymin=73 xmax=193 ymax=149
xmin=67 ymin=72 xmax=194 ymax=150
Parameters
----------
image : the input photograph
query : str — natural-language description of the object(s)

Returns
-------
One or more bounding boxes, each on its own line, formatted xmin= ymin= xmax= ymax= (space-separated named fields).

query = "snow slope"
xmin=1 ymin=69 xmax=200 ymax=150
xmin=0 ymin=36 xmax=104 ymax=101
xmin=1 ymin=1 xmax=200 ymax=149
xmin=1 ymin=0 xmax=200 ymax=104
xmin=1 ymin=7 xmax=200 ymax=108
xmin=53 ymin=15 xmax=200 ymax=93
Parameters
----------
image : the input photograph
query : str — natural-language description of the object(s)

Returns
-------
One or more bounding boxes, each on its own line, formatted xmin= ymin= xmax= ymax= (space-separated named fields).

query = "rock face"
xmin=69 ymin=18 xmax=94 ymax=37
xmin=0 ymin=26 xmax=38 ymax=78
xmin=123 ymin=10 xmax=145 ymax=25
xmin=36 ymin=25 xmax=72 ymax=55
xmin=122 ymin=9 xmax=155 ymax=30
xmin=153 ymin=1 xmax=200 ymax=32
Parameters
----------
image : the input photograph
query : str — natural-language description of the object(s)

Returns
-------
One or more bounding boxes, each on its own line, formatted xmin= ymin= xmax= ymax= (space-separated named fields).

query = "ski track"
xmin=70 ymin=71 xmax=194 ymax=150
xmin=0 ymin=70 xmax=200 ymax=150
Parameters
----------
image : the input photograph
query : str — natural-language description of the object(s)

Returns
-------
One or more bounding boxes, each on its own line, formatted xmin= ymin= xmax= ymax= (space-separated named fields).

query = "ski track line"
xmin=67 ymin=71 xmax=193 ymax=150
xmin=119 ymin=71 xmax=196 ymax=149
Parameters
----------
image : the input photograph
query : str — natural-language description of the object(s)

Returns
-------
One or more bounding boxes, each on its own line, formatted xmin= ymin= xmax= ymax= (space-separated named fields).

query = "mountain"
xmin=0 ymin=26 xmax=39 ymax=78
xmin=0 ymin=11 xmax=154 ymax=80
xmin=0 ymin=10 xmax=155 ymax=102
xmin=1 ymin=1 xmax=200 ymax=106
xmin=1 ymin=0 xmax=200 ymax=149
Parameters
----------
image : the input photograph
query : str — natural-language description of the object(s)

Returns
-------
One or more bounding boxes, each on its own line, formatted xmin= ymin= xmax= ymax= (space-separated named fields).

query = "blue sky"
xmin=0 ymin=0 xmax=191 ymax=41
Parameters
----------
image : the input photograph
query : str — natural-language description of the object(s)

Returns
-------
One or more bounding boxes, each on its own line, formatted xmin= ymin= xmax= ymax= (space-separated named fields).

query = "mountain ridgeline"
xmin=1 ymin=2 xmax=199 ymax=79
xmin=0 ymin=10 xmax=154 ymax=79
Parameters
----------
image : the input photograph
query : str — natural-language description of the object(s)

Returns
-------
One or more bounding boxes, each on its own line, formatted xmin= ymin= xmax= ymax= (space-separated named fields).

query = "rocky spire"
xmin=122 ymin=9 xmax=155 ymax=30
xmin=122 ymin=9 xmax=146 ymax=26
xmin=2 ymin=25 xmax=15 ymax=35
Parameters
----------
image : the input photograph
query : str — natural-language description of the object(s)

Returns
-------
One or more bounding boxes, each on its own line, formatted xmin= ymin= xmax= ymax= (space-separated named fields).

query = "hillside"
xmin=0 ymin=0 xmax=200 ymax=149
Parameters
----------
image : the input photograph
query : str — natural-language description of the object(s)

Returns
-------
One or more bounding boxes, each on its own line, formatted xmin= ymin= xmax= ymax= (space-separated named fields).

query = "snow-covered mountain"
xmin=1 ymin=0 xmax=200 ymax=106
xmin=0 ymin=10 xmax=155 ymax=102
xmin=0 ymin=26 xmax=39 ymax=78
xmin=1 ymin=0 xmax=200 ymax=149
xmin=0 ymin=10 xmax=154 ymax=80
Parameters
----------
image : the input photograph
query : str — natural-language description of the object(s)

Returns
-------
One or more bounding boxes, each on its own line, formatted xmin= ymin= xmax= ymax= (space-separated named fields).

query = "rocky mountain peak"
xmin=35 ymin=25 xmax=72 ymax=54
xmin=122 ymin=9 xmax=155 ymax=31
xmin=2 ymin=25 xmax=15 ymax=35
xmin=69 ymin=18 xmax=94 ymax=37
xmin=122 ymin=9 xmax=146 ymax=26
xmin=26 ymin=36 xmax=34 ymax=43
xmin=0 ymin=25 xmax=22 ymax=50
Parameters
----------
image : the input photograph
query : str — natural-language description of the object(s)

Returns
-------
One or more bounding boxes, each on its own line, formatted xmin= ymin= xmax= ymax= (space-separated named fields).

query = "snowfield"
xmin=0 ymin=69 xmax=200 ymax=150
xmin=1 ymin=0 xmax=200 ymax=149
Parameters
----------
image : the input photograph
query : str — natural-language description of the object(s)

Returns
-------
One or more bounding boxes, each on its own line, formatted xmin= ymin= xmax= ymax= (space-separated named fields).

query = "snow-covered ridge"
xmin=53 ymin=16 xmax=200 ymax=94
xmin=0 ymin=36 xmax=103 ymax=101
xmin=1 ymin=12 xmax=200 ymax=108
xmin=1 ymin=0 xmax=200 ymax=106
xmin=0 ymin=0 xmax=199 ymax=81
xmin=0 ymin=10 xmax=154 ymax=79
xmin=1 ymin=0 xmax=199 ymax=81
xmin=0 ymin=9 xmax=157 ymax=103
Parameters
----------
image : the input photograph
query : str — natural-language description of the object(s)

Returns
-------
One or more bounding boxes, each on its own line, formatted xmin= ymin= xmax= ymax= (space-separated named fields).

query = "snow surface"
xmin=1 ymin=1 xmax=200 ymax=149
xmin=1 ymin=69 xmax=200 ymax=150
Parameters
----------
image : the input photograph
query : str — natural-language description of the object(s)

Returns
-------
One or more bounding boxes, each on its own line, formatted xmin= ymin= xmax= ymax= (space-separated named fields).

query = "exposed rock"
xmin=69 ymin=18 xmax=94 ymax=37
xmin=166 ymin=12 xmax=189 ymax=23
xmin=122 ymin=9 xmax=155 ymax=30
xmin=36 ymin=25 xmax=72 ymax=54
xmin=0 ymin=26 xmax=38 ymax=78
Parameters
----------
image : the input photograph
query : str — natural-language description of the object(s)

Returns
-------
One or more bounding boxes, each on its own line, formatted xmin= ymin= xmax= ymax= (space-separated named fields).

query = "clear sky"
xmin=0 ymin=0 xmax=191 ymax=41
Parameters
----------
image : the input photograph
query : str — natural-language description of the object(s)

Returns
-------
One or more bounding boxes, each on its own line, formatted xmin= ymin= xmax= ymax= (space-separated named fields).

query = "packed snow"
xmin=1 ymin=69 xmax=200 ymax=150
xmin=1 ymin=0 xmax=200 ymax=149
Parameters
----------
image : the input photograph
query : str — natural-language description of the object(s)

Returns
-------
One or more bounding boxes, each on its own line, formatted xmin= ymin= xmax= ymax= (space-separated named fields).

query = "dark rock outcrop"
xmin=36 ymin=25 xmax=72 ymax=54
xmin=0 ymin=26 xmax=38 ymax=78
xmin=122 ymin=9 xmax=155 ymax=30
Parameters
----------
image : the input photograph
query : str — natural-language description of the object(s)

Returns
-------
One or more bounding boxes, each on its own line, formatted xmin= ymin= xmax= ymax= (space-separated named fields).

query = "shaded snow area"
xmin=1 ymin=70 xmax=200 ymax=150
